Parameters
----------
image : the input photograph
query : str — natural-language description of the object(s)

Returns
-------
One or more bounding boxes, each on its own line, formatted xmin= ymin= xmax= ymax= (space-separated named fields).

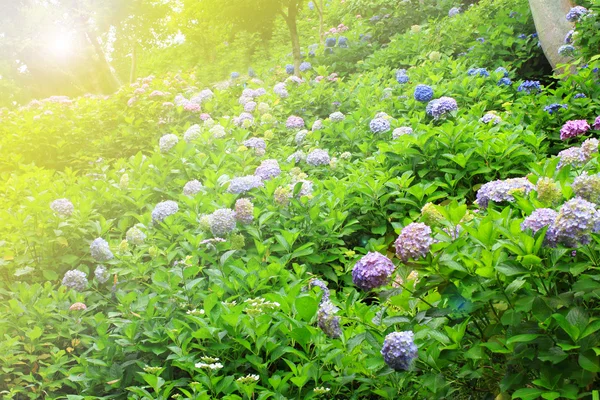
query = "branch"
xmin=278 ymin=7 xmax=288 ymax=21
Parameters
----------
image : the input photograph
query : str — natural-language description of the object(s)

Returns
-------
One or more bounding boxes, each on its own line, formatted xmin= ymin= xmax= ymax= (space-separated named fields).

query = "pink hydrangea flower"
xmin=560 ymin=119 xmax=590 ymax=140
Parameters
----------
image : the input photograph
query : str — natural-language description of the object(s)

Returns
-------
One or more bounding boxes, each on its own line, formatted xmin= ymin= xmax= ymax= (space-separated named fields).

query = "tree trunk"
xmin=528 ymin=0 xmax=574 ymax=72
xmin=130 ymin=43 xmax=137 ymax=84
xmin=85 ymin=29 xmax=121 ymax=92
xmin=284 ymin=1 xmax=302 ymax=76
xmin=314 ymin=0 xmax=325 ymax=46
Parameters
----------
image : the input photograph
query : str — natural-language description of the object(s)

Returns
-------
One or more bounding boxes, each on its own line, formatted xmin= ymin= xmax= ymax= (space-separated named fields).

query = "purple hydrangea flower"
xmin=90 ymin=238 xmax=114 ymax=262
xmin=370 ymin=117 xmax=391 ymax=133
xmin=309 ymin=278 xmax=330 ymax=302
xmin=480 ymin=112 xmax=501 ymax=124
xmin=574 ymin=93 xmax=586 ymax=99
xmin=286 ymin=115 xmax=305 ymax=129
xmin=317 ymin=300 xmax=342 ymax=338
xmin=426 ymin=97 xmax=458 ymax=119
xmin=235 ymin=198 xmax=254 ymax=224
xmin=475 ymin=177 xmax=535 ymax=209
xmin=285 ymin=64 xmax=295 ymax=74
xmin=50 ymin=198 xmax=74 ymax=217
xmin=299 ymin=62 xmax=312 ymax=72
xmin=244 ymin=101 xmax=257 ymax=112
xmin=227 ymin=176 xmax=265 ymax=194
xmin=414 ymin=84 xmax=434 ymax=102
xmin=306 ymin=149 xmax=330 ymax=166
xmin=593 ymin=116 xmax=600 ymax=130
xmin=352 ymin=252 xmax=396 ymax=291
xmin=448 ymin=7 xmax=460 ymax=17
xmin=183 ymin=180 xmax=204 ymax=196
xmin=544 ymin=103 xmax=568 ymax=114
xmin=557 ymin=147 xmax=587 ymax=169
xmin=517 ymin=80 xmax=541 ymax=94
xmin=255 ymin=159 xmax=281 ymax=180
xmin=566 ymin=6 xmax=588 ymax=22
xmin=395 ymin=223 xmax=434 ymax=262
xmin=565 ymin=30 xmax=575 ymax=44
xmin=243 ymin=137 xmax=266 ymax=149
xmin=330 ymin=111 xmax=345 ymax=122
xmin=521 ymin=208 xmax=558 ymax=233
xmin=273 ymin=82 xmax=289 ymax=98
xmin=209 ymin=208 xmax=237 ymax=237
xmin=62 ymin=270 xmax=88 ymax=292
xmin=152 ymin=200 xmax=179 ymax=223
xmin=381 ymin=331 xmax=418 ymax=371
xmin=560 ymin=120 xmax=590 ymax=140
xmin=552 ymin=197 xmax=598 ymax=246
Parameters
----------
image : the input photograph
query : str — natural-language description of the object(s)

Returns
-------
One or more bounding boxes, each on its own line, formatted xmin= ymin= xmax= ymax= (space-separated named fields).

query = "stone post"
xmin=528 ymin=0 xmax=574 ymax=71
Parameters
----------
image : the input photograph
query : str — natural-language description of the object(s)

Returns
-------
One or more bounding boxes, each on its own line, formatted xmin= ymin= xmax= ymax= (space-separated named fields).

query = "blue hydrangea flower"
xmin=370 ymin=117 xmax=391 ymax=133
xmin=517 ymin=80 xmax=541 ymax=94
xmin=299 ymin=61 xmax=312 ymax=72
xmin=476 ymin=37 xmax=485 ymax=43
xmin=566 ymin=6 xmax=588 ymax=22
xmin=209 ymin=208 xmax=237 ymax=237
xmin=308 ymin=1 xmax=314 ymax=10
xmin=518 ymin=34 xmax=527 ymax=39
xmin=393 ymin=127 xmax=413 ymax=138
xmin=414 ymin=84 xmax=434 ymax=102
xmin=521 ymin=208 xmax=558 ymax=233
xmin=574 ymin=93 xmax=586 ymax=99
xmin=480 ymin=112 xmax=501 ymax=124
xmin=448 ymin=7 xmax=460 ymax=17
xmin=90 ymin=238 xmax=114 ymax=262
xmin=552 ymin=197 xmax=598 ymax=246
xmin=381 ymin=331 xmax=418 ymax=371
xmin=94 ymin=265 xmax=110 ymax=284
xmin=544 ymin=103 xmax=568 ymax=114
xmin=306 ymin=149 xmax=330 ymax=166
xmin=152 ymin=200 xmax=179 ymax=223
xmin=426 ymin=97 xmax=458 ymax=119
xmin=285 ymin=64 xmax=295 ymax=74
xmin=243 ymin=137 xmax=266 ymax=150
xmin=338 ymin=36 xmax=349 ymax=48
xmin=352 ymin=252 xmax=395 ymax=291
xmin=62 ymin=270 xmax=88 ymax=292
xmin=565 ymin=30 xmax=574 ymax=44
xmin=50 ymin=198 xmax=74 ymax=217
xmin=467 ymin=68 xmax=489 ymax=77
xmin=396 ymin=69 xmax=409 ymax=84
xmin=231 ymin=72 xmax=240 ymax=79
xmin=558 ymin=45 xmax=576 ymax=57
xmin=497 ymin=77 xmax=512 ymax=86
xmin=248 ymin=67 xmax=256 ymax=77
xmin=495 ymin=67 xmax=509 ymax=77
xmin=325 ymin=37 xmax=336 ymax=47
xmin=395 ymin=223 xmax=434 ymax=262
xmin=227 ymin=176 xmax=264 ymax=194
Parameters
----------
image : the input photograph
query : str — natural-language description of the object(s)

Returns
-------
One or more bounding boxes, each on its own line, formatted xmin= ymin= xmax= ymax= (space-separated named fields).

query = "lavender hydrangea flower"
xmin=309 ymin=278 xmax=330 ymax=302
xmin=317 ymin=300 xmax=342 ymax=338
xmin=273 ymin=83 xmax=289 ymax=98
xmin=235 ymin=198 xmax=254 ymax=224
xmin=209 ymin=208 xmax=237 ymax=237
xmin=396 ymin=69 xmax=409 ymax=84
xmin=414 ymin=84 xmax=434 ymax=102
xmin=184 ymin=179 xmax=204 ymax=196
xmin=286 ymin=116 xmax=305 ymax=129
xmin=370 ymin=117 xmax=391 ymax=133
xmin=312 ymin=119 xmax=323 ymax=131
xmin=159 ymin=134 xmax=179 ymax=153
xmin=244 ymin=101 xmax=257 ymax=112
xmin=330 ymin=111 xmax=345 ymax=122
xmin=521 ymin=208 xmax=558 ymax=233
xmin=306 ymin=149 xmax=330 ymax=166
xmin=565 ymin=30 xmax=575 ymax=44
xmin=285 ymin=64 xmax=295 ymax=75
xmin=94 ymin=265 xmax=110 ymax=284
xmin=517 ymin=80 xmax=541 ymax=94
xmin=228 ymin=175 xmax=264 ymax=194
xmin=480 ymin=112 xmax=501 ymax=124
xmin=299 ymin=62 xmax=312 ymax=72
xmin=448 ymin=7 xmax=460 ymax=17
xmin=552 ymin=197 xmax=598 ymax=246
xmin=184 ymin=124 xmax=201 ymax=143
xmin=560 ymin=120 xmax=590 ymax=140
xmin=50 ymin=198 xmax=74 ymax=217
xmin=126 ymin=227 xmax=146 ymax=245
xmin=393 ymin=127 xmax=413 ymax=139
xmin=426 ymin=97 xmax=458 ymax=119
xmin=381 ymin=331 xmax=418 ymax=371
xmin=62 ymin=270 xmax=88 ymax=292
xmin=295 ymin=130 xmax=308 ymax=145
xmin=497 ymin=77 xmax=512 ymax=86
xmin=287 ymin=150 xmax=306 ymax=164
xmin=243 ymin=137 xmax=266 ymax=150
xmin=593 ymin=116 xmax=600 ymax=130
xmin=289 ymin=179 xmax=313 ymax=197
xmin=395 ymin=223 xmax=434 ymax=262
xmin=557 ymin=147 xmax=587 ymax=169
xmin=90 ymin=238 xmax=113 ymax=262
xmin=566 ymin=6 xmax=588 ymax=22
xmin=152 ymin=200 xmax=179 ymax=222
xmin=572 ymin=172 xmax=600 ymax=203
xmin=558 ymin=45 xmax=576 ymax=57
xmin=352 ymin=252 xmax=396 ymax=291
xmin=234 ymin=112 xmax=254 ymax=127
xmin=255 ymin=159 xmax=281 ymax=180
xmin=544 ymin=103 xmax=568 ymax=114
xmin=475 ymin=177 xmax=534 ymax=209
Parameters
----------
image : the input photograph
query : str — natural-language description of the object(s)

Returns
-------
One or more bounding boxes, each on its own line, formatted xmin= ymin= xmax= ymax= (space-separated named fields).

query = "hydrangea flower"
xmin=517 ymin=80 xmax=541 ymax=94
xmin=255 ymin=159 xmax=281 ymax=180
xmin=330 ymin=111 xmax=345 ymax=122
xmin=381 ymin=331 xmax=418 ymax=371
xmin=467 ymin=68 xmax=489 ymax=77
xmin=475 ymin=177 xmax=534 ymax=209
xmin=536 ymin=177 xmax=562 ymax=205
xmin=257 ymin=102 xmax=270 ymax=114
xmin=557 ymin=147 xmax=587 ymax=169
xmin=558 ymin=45 xmax=576 ymax=57
xmin=90 ymin=238 xmax=114 ymax=262
xmin=414 ymin=84 xmax=434 ymax=102
xmin=243 ymin=137 xmax=266 ymax=150
xmin=480 ymin=112 xmax=501 ymax=124
xmin=228 ymin=176 xmax=265 ymax=194
xmin=183 ymin=180 xmax=204 ymax=196
xmin=593 ymin=116 xmax=600 ymax=130
xmin=286 ymin=115 xmax=305 ymax=129
xmin=231 ymin=72 xmax=240 ymax=79
xmin=309 ymin=278 xmax=330 ymax=302
xmin=244 ymin=101 xmax=257 ymax=112
xmin=183 ymin=124 xmax=201 ymax=143
xmin=325 ymin=37 xmax=336 ymax=47
xmin=393 ymin=127 xmax=413 ymax=139
xmin=395 ymin=223 xmax=434 ymax=262
xmin=426 ymin=97 xmax=458 ymax=119
xmin=273 ymin=83 xmax=288 ymax=98
xmin=248 ymin=67 xmax=256 ymax=77
xmin=126 ymin=227 xmax=146 ymax=245
xmin=50 ymin=198 xmax=74 ymax=217
xmin=552 ymin=197 xmax=598 ymax=246
xmin=287 ymin=150 xmax=306 ymax=164
xmin=317 ymin=300 xmax=342 ymax=338
xmin=285 ymin=64 xmax=295 ymax=75
xmin=370 ymin=117 xmax=391 ymax=134
xmin=565 ymin=30 xmax=575 ymax=44
xmin=62 ymin=270 xmax=88 ymax=292
xmin=94 ymin=265 xmax=110 ymax=283
xmin=544 ymin=103 xmax=568 ymax=115
xmin=448 ymin=7 xmax=460 ymax=17
xmin=566 ymin=6 xmax=588 ymax=22
xmin=421 ymin=203 xmax=444 ymax=226
xmin=495 ymin=67 xmax=509 ymax=77
xmin=289 ymin=179 xmax=314 ymax=197
xmin=299 ymin=62 xmax=312 ymax=72
xmin=396 ymin=69 xmax=409 ymax=84
xmin=209 ymin=208 xmax=237 ymax=237
xmin=338 ymin=36 xmax=349 ymax=48
xmin=295 ymin=130 xmax=308 ymax=145
xmin=306 ymin=149 xmax=330 ymax=166
xmin=210 ymin=125 xmax=227 ymax=138
xmin=497 ymin=77 xmax=512 ymax=86
xmin=159 ymin=134 xmax=179 ymax=153
xmin=521 ymin=208 xmax=558 ymax=233
xmin=234 ymin=112 xmax=254 ymax=127
xmin=352 ymin=252 xmax=395 ymax=291
xmin=312 ymin=119 xmax=323 ymax=131
xmin=235 ymin=198 xmax=254 ymax=224
xmin=572 ymin=172 xmax=600 ymax=203
xmin=560 ymin=120 xmax=590 ymax=140
xmin=574 ymin=93 xmax=586 ymax=99
xmin=152 ymin=200 xmax=179 ymax=222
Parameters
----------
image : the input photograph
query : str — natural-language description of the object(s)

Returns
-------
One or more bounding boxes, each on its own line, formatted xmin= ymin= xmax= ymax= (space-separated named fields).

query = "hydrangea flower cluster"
xmin=289 ymin=179 xmax=314 ymax=197
xmin=286 ymin=115 xmax=305 ymax=129
xmin=50 ymin=198 xmax=74 ymax=217
xmin=396 ymin=69 xmax=409 ymax=84
xmin=228 ymin=175 xmax=264 ymax=194
xmin=572 ymin=172 xmax=600 ymax=203
xmin=243 ymin=137 xmax=266 ymax=150
xmin=497 ymin=77 xmax=512 ymax=86
xmin=309 ymin=278 xmax=330 ymax=302
xmin=285 ymin=64 xmax=294 ymax=75
xmin=287 ymin=150 xmax=306 ymax=164
xmin=244 ymin=101 xmax=257 ymax=112
xmin=544 ymin=103 xmax=568 ymax=115
xmin=209 ymin=208 xmax=237 ymax=237
xmin=338 ymin=36 xmax=349 ymax=48
xmin=495 ymin=67 xmax=509 ymax=76
xmin=95 ymin=265 xmax=110 ymax=283
xmin=159 ymin=134 xmax=179 ymax=153
xmin=306 ymin=149 xmax=330 ymax=166
xmin=183 ymin=124 xmax=201 ymax=143
xmin=560 ymin=120 xmax=590 ymax=140
xmin=62 ymin=270 xmax=88 ymax=292
xmin=395 ymin=223 xmax=434 ymax=262
xmin=316 ymin=299 xmax=342 ymax=339
xmin=299 ymin=62 xmax=312 ymax=72
xmin=426 ymin=97 xmax=458 ymax=119
xmin=235 ymin=198 xmax=254 ymax=224
xmin=566 ymin=6 xmax=588 ymax=22
xmin=273 ymin=83 xmax=289 ymax=98
xmin=295 ymin=130 xmax=308 ymax=145
xmin=325 ymin=37 xmax=336 ymax=47
xmin=558 ymin=45 xmax=576 ymax=57
xmin=421 ymin=202 xmax=444 ymax=226
xmin=552 ymin=197 xmax=598 ymax=246
xmin=231 ymin=72 xmax=240 ymax=79
xmin=183 ymin=179 xmax=204 ymax=196
xmin=593 ymin=116 xmax=600 ymax=130
xmin=536 ymin=177 xmax=562 ymax=205
xmin=480 ymin=112 xmax=501 ymax=124
xmin=381 ymin=331 xmax=418 ymax=371
xmin=352 ymin=252 xmax=396 ymax=291
xmin=126 ymin=227 xmax=146 ymax=245
xmin=517 ymin=80 xmax=541 ymax=94
xmin=521 ymin=208 xmax=558 ymax=233
xmin=234 ymin=112 xmax=254 ymax=127
xmin=152 ymin=200 xmax=179 ymax=222
xmin=90 ymin=238 xmax=114 ymax=262
xmin=414 ymin=84 xmax=434 ymax=102
xmin=468 ymin=68 xmax=489 ymax=77
xmin=330 ymin=111 xmax=345 ymax=122
xmin=448 ymin=7 xmax=460 ymax=17
xmin=475 ymin=177 xmax=534 ymax=209
xmin=210 ymin=125 xmax=227 ymax=138
xmin=565 ymin=30 xmax=575 ymax=44
xmin=370 ymin=117 xmax=391 ymax=133
xmin=255 ymin=159 xmax=281 ymax=180
xmin=393 ymin=127 xmax=413 ymax=139
xmin=558 ymin=147 xmax=589 ymax=169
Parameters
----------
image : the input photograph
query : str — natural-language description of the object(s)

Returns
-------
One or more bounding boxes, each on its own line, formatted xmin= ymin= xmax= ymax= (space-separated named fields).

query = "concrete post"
xmin=528 ymin=0 xmax=574 ymax=71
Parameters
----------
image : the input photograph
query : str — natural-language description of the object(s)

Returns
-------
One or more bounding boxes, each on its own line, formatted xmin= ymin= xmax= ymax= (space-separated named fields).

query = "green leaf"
xmin=294 ymin=296 xmax=318 ymax=322
xmin=512 ymin=388 xmax=545 ymax=400
xmin=506 ymin=334 xmax=540 ymax=345
xmin=579 ymin=351 xmax=600 ymax=372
